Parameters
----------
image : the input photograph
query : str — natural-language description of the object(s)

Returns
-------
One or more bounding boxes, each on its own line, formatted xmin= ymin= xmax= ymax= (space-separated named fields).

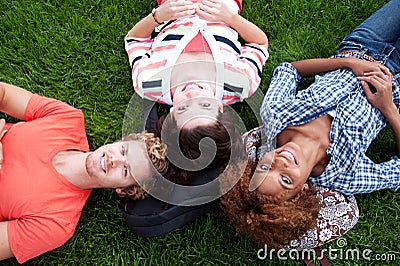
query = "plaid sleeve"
xmin=265 ymin=62 xmax=302 ymax=102
xmin=316 ymin=155 xmax=400 ymax=195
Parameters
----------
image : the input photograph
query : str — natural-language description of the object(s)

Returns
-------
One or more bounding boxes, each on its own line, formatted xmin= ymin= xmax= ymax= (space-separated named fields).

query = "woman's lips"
xmin=279 ymin=150 xmax=297 ymax=164
xmin=182 ymin=82 xmax=203 ymax=91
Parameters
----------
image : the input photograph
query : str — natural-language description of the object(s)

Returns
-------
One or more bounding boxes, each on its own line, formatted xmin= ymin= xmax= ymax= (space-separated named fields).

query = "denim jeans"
xmin=337 ymin=0 xmax=400 ymax=80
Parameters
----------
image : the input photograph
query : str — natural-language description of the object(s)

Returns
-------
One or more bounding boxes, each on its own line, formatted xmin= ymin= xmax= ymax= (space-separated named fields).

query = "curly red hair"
xmin=220 ymin=160 xmax=321 ymax=249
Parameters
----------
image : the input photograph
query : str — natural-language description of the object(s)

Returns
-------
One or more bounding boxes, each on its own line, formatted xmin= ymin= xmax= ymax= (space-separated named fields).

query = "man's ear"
xmin=115 ymin=188 xmax=126 ymax=195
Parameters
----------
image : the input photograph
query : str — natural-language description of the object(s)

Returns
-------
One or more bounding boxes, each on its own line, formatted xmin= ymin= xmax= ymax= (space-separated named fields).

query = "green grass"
xmin=1 ymin=0 xmax=399 ymax=265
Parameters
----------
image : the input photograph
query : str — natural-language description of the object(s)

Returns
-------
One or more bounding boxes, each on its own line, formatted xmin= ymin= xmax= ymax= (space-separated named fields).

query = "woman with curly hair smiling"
xmin=220 ymin=160 xmax=320 ymax=250
xmin=220 ymin=127 xmax=358 ymax=250
xmin=221 ymin=0 xmax=399 ymax=250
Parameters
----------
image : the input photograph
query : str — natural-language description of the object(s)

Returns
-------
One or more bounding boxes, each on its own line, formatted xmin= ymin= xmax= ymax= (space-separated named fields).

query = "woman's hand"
xmin=127 ymin=0 xmax=194 ymax=38
xmin=358 ymin=64 xmax=394 ymax=114
xmin=156 ymin=0 xmax=195 ymax=23
xmin=359 ymin=64 xmax=400 ymax=155
xmin=195 ymin=0 xmax=235 ymax=23
xmin=0 ymin=119 xmax=8 ymax=169
xmin=195 ymin=0 xmax=268 ymax=47
xmin=345 ymin=57 xmax=383 ymax=77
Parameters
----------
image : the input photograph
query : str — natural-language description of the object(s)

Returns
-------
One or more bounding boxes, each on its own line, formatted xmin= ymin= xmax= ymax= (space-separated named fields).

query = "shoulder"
xmin=273 ymin=62 xmax=300 ymax=76
xmin=26 ymin=94 xmax=84 ymax=122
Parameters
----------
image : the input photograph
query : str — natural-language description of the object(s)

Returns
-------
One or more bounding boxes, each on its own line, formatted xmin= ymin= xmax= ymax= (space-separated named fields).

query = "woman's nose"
xmin=274 ymin=156 xmax=289 ymax=168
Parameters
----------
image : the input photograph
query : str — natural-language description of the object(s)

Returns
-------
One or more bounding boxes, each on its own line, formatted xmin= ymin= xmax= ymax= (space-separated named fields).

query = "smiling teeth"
xmin=281 ymin=151 xmax=295 ymax=162
xmin=100 ymin=156 xmax=106 ymax=172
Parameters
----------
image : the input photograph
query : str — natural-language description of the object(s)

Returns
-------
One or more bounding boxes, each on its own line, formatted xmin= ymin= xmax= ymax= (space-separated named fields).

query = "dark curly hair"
xmin=220 ymin=160 xmax=321 ymax=249
xmin=153 ymin=111 xmax=244 ymax=172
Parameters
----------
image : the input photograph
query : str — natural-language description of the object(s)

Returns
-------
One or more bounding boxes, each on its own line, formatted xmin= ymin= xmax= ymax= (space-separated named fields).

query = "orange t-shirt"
xmin=0 ymin=94 xmax=91 ymax=263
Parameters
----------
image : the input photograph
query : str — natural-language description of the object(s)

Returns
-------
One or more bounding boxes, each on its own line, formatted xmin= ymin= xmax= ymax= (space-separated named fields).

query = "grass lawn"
xmin=1 ymin=0 xmax=399 ymax=265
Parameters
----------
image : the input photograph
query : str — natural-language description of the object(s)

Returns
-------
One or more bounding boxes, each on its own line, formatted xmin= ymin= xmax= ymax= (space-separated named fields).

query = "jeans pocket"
xmin=337 ymin=40 xmax=365 ymax=54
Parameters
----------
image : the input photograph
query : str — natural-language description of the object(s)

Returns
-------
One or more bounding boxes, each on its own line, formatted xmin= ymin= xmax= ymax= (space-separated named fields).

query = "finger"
xmin=360 ymin=80 xmax=375 ymax=97
xmin=204 ymin=0 xmax=221 ymax=4
xmin=198 ymin=1 xmax=217 ymax=12
xmin=360 ymin=72 xmax=387 ymax=86
xmin=168 ymin=0 xmax=193 ymax=11
xmin=363 ymin=70 xmax=392 ymax=89
xmin=174 ymin=2 xmax=195 ymax=11
xmin=176 ymin=9 xmax=195 ymax=17
xmin=367 ymin=65 xmax=391 ymax=81
xmin=202 ymin=0 xmax=217 ymax=6
xmin=378 ymin=64 xmax=393 ymax=79
xmin=170 ymin=0 xmax=192 ymax=4
xmin=363 ymin=70 xmax=384 ymax=77
xmin=196 ymin=8 xmax=212 ymax=19
xmin=0 ymin=129 xmax=7 ymax=139
xmin=368 ymin=74 xmax=386 ymax=87
xmin=358 ymin=76 xmax=384 ymax=93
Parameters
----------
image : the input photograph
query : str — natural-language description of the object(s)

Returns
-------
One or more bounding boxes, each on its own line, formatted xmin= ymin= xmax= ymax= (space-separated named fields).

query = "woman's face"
xmin=172 ymin=81 xmax=215 ymax=106
xmin=170 ymin=55 xmax=217 ymax=107
xmin=170 ymin=96 xmax=222 ymax=129
xmin=251 ymin=142 xmax=311 ymax=200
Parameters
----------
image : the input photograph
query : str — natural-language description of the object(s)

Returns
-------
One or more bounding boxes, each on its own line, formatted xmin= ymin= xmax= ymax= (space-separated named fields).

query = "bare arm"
xmin=0 ymin=82 xmax=33 ymax=168
xmin=358 ymin=65 xmax=400 ymax=153
xmin=226 ymin=13 xmax=268 ymax=48
xmin=127 ymin=0 xmax=195 ymax=38
xmin=291 ymin=57 xmax=383 ymax=78
xmin=126 ymin=14 xmax=160 ymax=39
xmin=0 ymin=221 xmax=13 ymax=261
xmin=0 ymin=82 xmax=33 ymax=120
xmin=196 ymin=0 xmax=268 ymax=49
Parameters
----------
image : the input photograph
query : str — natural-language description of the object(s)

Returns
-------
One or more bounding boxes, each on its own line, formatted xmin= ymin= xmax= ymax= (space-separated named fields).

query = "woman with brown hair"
xmin=125 ymin=0 xmax=268 ymax=174
xmin=220 ymin=127 xmax=358 ymax=250
xmin=221 ymin=0 xmax=400 ymax=250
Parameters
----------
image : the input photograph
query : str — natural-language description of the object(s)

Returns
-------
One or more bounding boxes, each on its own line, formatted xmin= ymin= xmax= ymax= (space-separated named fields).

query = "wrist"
xmin=381 ymin=102 xmax=398 ymax=117
xmin=226 ymin=12 xmax=240 ymax=26
xmin=339 ymin=57 xmax=352 ymax=69
xmin=151 ymin=8 xmax=163 ymax=25
xmin=338 ymin=57 xmax=347 ymax=68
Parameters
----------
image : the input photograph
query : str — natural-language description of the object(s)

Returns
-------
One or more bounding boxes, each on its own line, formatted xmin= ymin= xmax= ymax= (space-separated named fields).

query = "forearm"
xmin=127 ymin=13 xmax=159 ymax=39
xmin=291 ymin=58 xmax=353 ymax=77
xmin=0 ymin=82 xmax=32 ymax=120
xmin=0 ymin=221 xmax=13 ymax=261
xmin=227 ymin=14 xmax=268 ymax=48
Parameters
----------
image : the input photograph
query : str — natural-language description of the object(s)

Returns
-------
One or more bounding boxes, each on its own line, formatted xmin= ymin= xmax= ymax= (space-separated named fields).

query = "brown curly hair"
xmin=220 ymin=160 xmax=321 ymax=249
xmin=115 ymin=131 xmax=168 ymax=201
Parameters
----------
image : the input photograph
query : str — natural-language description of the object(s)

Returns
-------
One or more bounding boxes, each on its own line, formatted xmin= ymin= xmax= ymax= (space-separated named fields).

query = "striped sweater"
xmin=125 ymin=15 xmax=269 ymax=105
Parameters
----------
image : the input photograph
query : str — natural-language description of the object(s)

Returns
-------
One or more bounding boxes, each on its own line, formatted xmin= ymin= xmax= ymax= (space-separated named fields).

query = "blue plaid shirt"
xmin=261 ymin=61 xmax=400 ymax=195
